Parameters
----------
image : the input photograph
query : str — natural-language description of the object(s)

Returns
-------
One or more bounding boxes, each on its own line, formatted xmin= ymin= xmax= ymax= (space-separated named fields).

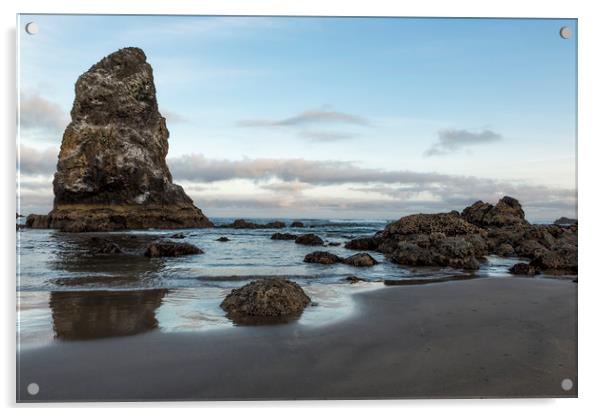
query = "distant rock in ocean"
xmin=27 ymin=47 xmax=212 ymax=232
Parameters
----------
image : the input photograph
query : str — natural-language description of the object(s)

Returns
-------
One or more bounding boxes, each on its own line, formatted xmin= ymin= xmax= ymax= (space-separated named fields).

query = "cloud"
xmin=260 ymin=181 xmax=311 ymax=194
xmin=168 ymin=153 xmax=454 ymax=185
xmin=18 ymin=145 xmax=58 ymax=175
xmin=237 ymin=108 xmax=369 ymax=142
xmin=20 ymin=92 xmax=69 ymax=133
xmin=425 ymin=128 xmax=502 ymax=156
xmin=238 ymin=109 xmax=370 ymax=128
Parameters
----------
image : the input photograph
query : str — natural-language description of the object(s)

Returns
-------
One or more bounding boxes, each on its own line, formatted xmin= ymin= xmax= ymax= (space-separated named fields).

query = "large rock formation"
xmin=343 ymin=196 xmax=577 ymax=273
xmin=29 ymin=47 xmax=212 ymax=232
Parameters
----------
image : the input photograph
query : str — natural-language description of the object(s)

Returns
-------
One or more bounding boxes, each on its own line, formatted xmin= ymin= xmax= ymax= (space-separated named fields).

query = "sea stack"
xmin=30 ymin=47 xmax=212 ymax=232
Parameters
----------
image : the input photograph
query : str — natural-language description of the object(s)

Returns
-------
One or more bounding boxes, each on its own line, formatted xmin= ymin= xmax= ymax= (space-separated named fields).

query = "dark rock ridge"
xmin=344 ymin=196 xmax=577 ymax=273
xmin=290 ymin=221 xmax=305 ymax=228
xmin=27 ymin=47 xmax=212 ymax=232
xmin=144 ymin=241 xmax=203 ymax=257
xmin=219 ymin=219 xmax=285 ymax=229
xmin=343 ymin=253 xmax=378 ymax=267
xmin=220 ymin=279 xmax=311 ymax=324
xmin=554 ymin=217 xmax=577 ymax=226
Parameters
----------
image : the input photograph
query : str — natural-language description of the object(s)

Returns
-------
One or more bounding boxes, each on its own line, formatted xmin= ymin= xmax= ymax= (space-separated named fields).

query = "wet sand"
xmin=17 ymin=277 xmax=577 ymax=401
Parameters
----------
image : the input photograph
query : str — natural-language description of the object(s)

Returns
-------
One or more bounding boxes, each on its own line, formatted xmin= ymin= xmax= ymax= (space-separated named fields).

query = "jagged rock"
xmin=290 ymin=221 xmax=305 ymax=228
xmin=530 ymin=244 xmax=577 ymax=273
xmin=216 ymin=236 xmax=230 ymax=242
xmin=509 ymin=262 xmax=538 ymax=276
xmin=295 ymin=234 xmax=324 ymax=246
xmin=271 ymin=232 xmax=297 ymax=240
xmin=28 ymin=47 xmax=212 ymax=232
xmin=344 ymin=236 xmax=381 ymax=251
xmin=169 ymin=233 xmax=185 ymax=239
xmin=304 ymin=251 xmax=342 ymax=265
xmin=144 ymin=241 xmax=203 ymax=257
xmin=377 ymin=213 xmax=486 ymax=270
xmin=461 ymin=196 xmax=526 ymax=227
xmin=343 ymin=253 xmax=378 ymax=267
xmin=220 ymin=279 xmax=311 ymax=323
xmin=554 ymin=217 xmax=577 ymax=226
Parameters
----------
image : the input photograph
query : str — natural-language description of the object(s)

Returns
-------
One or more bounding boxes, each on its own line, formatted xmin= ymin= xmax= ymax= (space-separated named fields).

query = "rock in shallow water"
xmin=29 ymin=47 xmax=212 ymax=232
xmin=295 ymin=234 xmax=324 ymax=246
xmin=220 ymin=279 xmax=311 ymax=324
xmin=304 ymin=251 xmax=342 ymax=265
xmin=509 ymin=262 xmax=538 ymax=276
xmin=271 ymin=232 xmax=297 ymax=240
xmin=343 ymin=253 xmax=378 ymax=267
xmin=144 ymin=241 xmax=203 ymax=257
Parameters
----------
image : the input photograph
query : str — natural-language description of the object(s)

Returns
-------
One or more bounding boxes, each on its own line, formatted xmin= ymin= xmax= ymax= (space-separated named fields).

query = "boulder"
xmin=495 ymin=243 xmax=516 ymax=257
xmin=290 ymin=221 xmax=305 ymax=228
xmin=28 ymin=47 xmax=212 ymax=231
xmin=216 ymin=236 xmax=230 ymax=242
xmin=144 ymin=241 xmax=203 ymax=257
xmin=295 ymin=234 xmax=324 ymax=246
xmin=530 ymin=244 xmax=577 ymax=273
xmin=271 ymin=232 xmax=297 ymax=240
xmin=265 ymin=221 xmax=286 ymax=228
xmin=220 ymin=279 xmax=311 ymax=323
xmin=304 ymin=251 xmax=342 ymax=265
xmin=344 ymin=236 xmax=380 ymax=251
xmin=509 ymin=262 xmax=538 ymax=276
xmin=328 ymin=242 xmax=341 ymax=246
xmin=169 ymin=233 xmax=185 ymax=239
xmin=343 ymin=253 xmax=378 ymax=267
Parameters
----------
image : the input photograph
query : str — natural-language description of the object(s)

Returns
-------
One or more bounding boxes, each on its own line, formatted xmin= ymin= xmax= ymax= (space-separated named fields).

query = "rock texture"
xmin=220 ymin=279 xmax=311 ymax=324
xmin=304 ymin=251 xmax=342 ymax=265
xmin=343 ymin=253 xmax=378 ymax=267
xmin=28 ymin=47 xmax=212 ymax=232
xmin=271 ymin=232 xmax=298 ymax=240
xmin=295 ymin=234 xmax=324 ymax=246
xmin=144 ymin=241 xmax=203 ymax=257
xmin=344 ymin=196 xmax=577 ymax=273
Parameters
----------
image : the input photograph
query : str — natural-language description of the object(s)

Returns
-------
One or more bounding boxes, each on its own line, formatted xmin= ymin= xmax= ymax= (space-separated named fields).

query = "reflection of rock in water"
xmin=49 ymin=233 xmax=167 ymax=287
xmin=50 ymin=289 xmax=167 ymax=340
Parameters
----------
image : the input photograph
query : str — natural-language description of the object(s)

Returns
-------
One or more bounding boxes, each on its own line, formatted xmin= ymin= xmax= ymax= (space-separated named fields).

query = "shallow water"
xmin=16 ymin=217 xmax=559 ymax=348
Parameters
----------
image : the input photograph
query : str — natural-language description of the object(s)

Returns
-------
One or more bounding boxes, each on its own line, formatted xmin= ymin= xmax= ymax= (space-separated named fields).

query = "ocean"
xmin=16 ymin=217 xmax=526 ymax=347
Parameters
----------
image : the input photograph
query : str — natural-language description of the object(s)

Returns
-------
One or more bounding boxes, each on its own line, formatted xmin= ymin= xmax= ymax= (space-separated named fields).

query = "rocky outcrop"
xmin=343 ymin=253 xmax=378 ymax=267
xmin=554 ymin=217 xmax=577 ymax=226
xmin=295 ymin=234 xmax=324 ymax=246
xmin=271 ymin=232 xmax=298 ymax=240
xmin=342 ymin=196 xmax=577 ymax=273
xmin=219 ymin=219 xmax=285 ymax=229
xmin=144 ymin=241 xmax=203 ymax=257
xmin=461 ymin=196 xmax=526 ymax=227
xmin=304 ymin=251 xmax=342 ymax=265
xmin=216 ymin=236 xmax=230 ymax=242
xmin=290 ymin=221 xmax=305 ymax=228
xmin=376 ymin=213 xmax=486 ymax=270
xmin=220 ymin=279 xmax=311 ymax=324
xmin=27 ymin=47 xmax=212 ymax=232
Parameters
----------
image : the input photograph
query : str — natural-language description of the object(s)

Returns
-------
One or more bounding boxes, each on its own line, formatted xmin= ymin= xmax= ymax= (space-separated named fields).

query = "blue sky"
xmin=17 ymin=15 xmax=577 ymax=220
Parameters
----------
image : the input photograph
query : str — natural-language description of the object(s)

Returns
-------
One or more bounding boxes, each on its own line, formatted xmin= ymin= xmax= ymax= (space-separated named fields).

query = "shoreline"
xmin=17 ymin=277 xmax=577 ymax=401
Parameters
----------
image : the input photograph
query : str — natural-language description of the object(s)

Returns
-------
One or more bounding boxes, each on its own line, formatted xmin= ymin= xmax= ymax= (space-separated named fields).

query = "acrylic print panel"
xmin=16 ymin=15 xmax=577 ymax=401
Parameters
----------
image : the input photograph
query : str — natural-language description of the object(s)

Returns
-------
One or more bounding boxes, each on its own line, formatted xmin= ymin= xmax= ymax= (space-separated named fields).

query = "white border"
xmin=2 ymin=0 xmax=601 ymax=414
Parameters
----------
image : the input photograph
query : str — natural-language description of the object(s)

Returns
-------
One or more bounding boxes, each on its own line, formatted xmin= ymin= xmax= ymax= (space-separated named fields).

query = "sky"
xmin=17 ymin=15 xmax=577 ymax=221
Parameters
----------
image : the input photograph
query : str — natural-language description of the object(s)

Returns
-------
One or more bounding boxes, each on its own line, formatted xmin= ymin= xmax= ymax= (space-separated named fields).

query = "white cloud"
xmin=425 ymin=128 xmax=502 ymax=156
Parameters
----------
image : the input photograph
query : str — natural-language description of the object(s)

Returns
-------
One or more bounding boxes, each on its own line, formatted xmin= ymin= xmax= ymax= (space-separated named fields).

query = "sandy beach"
xmin=17 ymin=277 xmax=577 ymax=401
